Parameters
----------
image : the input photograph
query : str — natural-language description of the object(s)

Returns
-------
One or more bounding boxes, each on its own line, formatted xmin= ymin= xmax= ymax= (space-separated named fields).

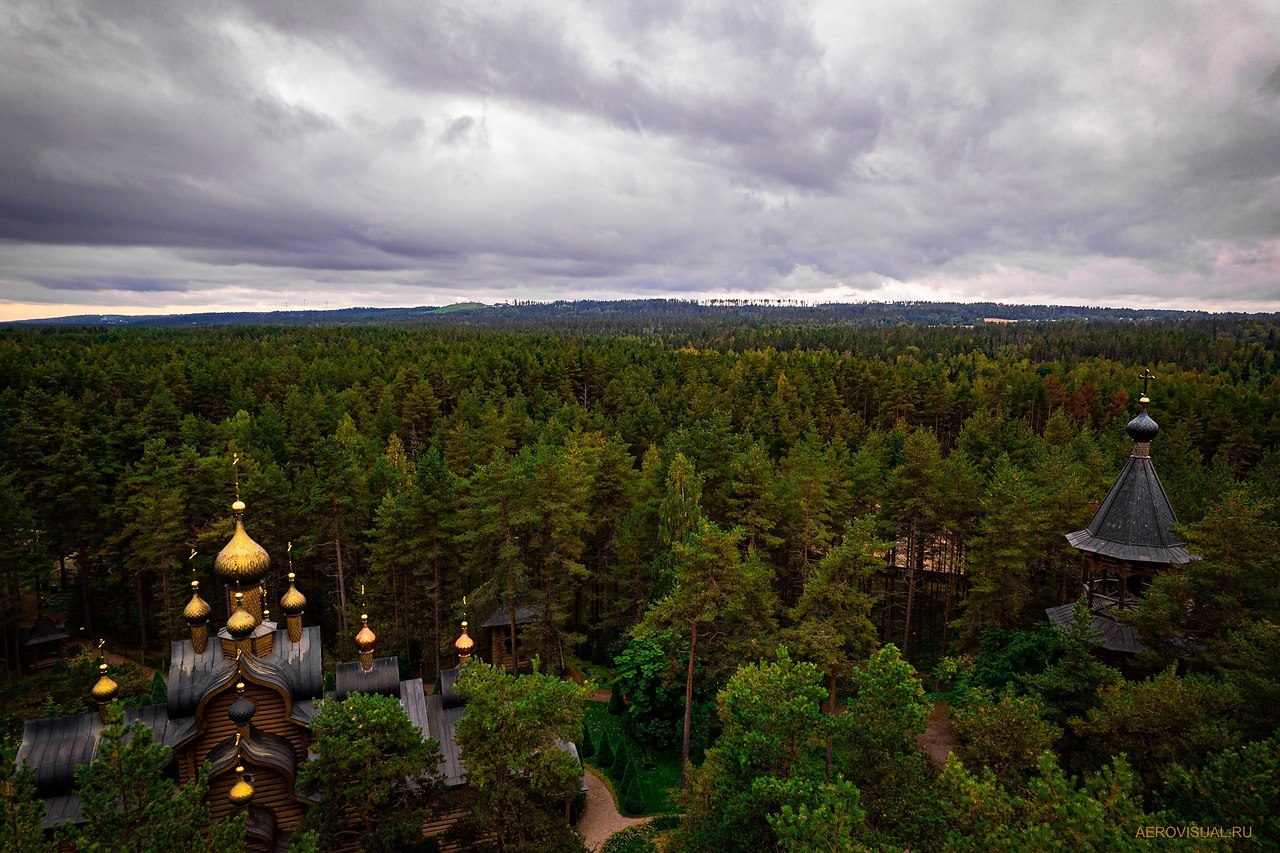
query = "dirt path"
xmin=576 ymin=765 xmax=650 ymax=852
xmin=916 ymin=701 xmax=958 ymax=770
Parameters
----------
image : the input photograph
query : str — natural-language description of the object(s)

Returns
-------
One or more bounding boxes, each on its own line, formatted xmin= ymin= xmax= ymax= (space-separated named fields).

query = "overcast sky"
xmin=2 ymin=1 xmax=1279 ymax=321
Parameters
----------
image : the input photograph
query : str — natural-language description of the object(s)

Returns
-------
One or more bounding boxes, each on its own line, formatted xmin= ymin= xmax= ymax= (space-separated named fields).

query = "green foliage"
xmin=1072 ymin=667 xmax=1241 ymax=795
xmin=1135 ymin=483 xmax=1280 ymax=665
xmin=73 ymin=702 xmax=244 ymax=853
xmin=953 ymin=690 xmax=1062 ymax=791
xmin=599 ymin=823 xmax=658 ymax=853
xmin=1022 ymin=596 xmax=1122 ymax=728
xmin=0 ymin=745 xmax=54 ymax=853
xmin=287 ymin=830 xmax=322 ymax=853
xmin=580 ymin=720 xmax=595 ymax=757
xmin=297 ymin=692 xmax=443 ymax=853
xmin=761 ymin=775 xmax=867 ymax=853
xmin=1160 ymin=736 xmax=1280 ymax=850
xmin=939 ymin=751 xmax=1155 ymax=852
xmin=970 ymin=623 xmax=1065 ymax=693
xmin=583 ymin=702 xmax=681 ymax=815
xmin=611 ymin=740 xmax=631 ymax=783
xmin=677 ymin=649 xmax=854 ymax=853
xmin=608 ymin=679 xmax=627 ymax=716
xmin=596 ymin=731 xmax=615 ymax=768
xmin=455 ymin=659 xmax=588 ymax=850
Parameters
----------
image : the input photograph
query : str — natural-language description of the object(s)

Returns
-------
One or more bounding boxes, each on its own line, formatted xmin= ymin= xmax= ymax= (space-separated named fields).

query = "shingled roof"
xmin=1066 ymin=399 xmax=1194 ymax=565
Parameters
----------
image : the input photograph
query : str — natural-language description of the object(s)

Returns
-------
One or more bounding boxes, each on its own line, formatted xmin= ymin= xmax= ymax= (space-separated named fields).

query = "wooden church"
xmin=13 ymin=488 xmax=540 ymax=851
xmin=1047 ymin=371 xmax=1197 ymax=663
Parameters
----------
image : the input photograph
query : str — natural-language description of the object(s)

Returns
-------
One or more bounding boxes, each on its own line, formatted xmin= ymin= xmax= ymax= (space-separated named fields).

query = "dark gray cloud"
xmin=1 ymin=0 xmax=1278 ymax=319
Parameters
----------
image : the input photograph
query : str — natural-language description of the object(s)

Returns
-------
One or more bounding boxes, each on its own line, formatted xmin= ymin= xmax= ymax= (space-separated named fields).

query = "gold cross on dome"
xmin=1139 ymin=368 xmax=1155 ymax=396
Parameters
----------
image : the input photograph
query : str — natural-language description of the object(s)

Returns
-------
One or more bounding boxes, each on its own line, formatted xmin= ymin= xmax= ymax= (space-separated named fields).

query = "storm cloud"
xmin=1 ymin=0 xmax=1278 ymax=319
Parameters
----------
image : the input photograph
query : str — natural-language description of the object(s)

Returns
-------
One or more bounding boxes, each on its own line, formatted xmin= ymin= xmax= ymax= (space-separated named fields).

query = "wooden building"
xmin=1047 ymin=373 xmax=1197 ymax=662
xmin=14 ymin=497 xmax=428 ymax=850
xmin=15 ymin=496 xmax=583 ymax=850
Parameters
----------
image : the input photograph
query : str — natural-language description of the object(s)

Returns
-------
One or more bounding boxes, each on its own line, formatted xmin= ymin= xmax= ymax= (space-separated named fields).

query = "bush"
xmin=581 ymin=721 xmax=595 ymax=758
xmin=596 ymin=732 xmax=615 ymax=768
xmin=600 ymin=823 xmax=657 ymax=853
xmin=608 ymin=680 xmax=627 ymax=715
xmin=610 ymin=741 xmax=631 ymax=782
xmin=621 ymin=777 xmax=645 ymax=816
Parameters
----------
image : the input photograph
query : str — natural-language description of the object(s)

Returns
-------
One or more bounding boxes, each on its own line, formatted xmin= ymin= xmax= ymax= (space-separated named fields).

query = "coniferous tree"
xmin=454 ymin=659 xmax=587 ymax=850
xmin=0 ymin=746 xmax=54 ymax=853
xmin=74 ymin=703 xmax=244 ymax=853
xmin=298 ymin=692 xmax=443 ymax=853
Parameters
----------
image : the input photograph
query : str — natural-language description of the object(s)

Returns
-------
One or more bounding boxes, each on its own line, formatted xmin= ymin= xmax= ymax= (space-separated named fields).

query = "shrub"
xmin=611 ymin=741 xmax=631 ymax=782
xmin=608 ymin=680 xmax=627 ymax=715
xmin=596 ymin=732 xmax=614 ymax=768
xmin=600 ymin=823 xmax=657 ymax=853
xmin=581 ymin=721 xmax=595 ymax=758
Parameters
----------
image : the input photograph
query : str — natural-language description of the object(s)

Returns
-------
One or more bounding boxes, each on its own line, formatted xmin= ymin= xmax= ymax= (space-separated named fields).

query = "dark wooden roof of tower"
xmin=1065 ymin=394 xmax=1194 ymax=565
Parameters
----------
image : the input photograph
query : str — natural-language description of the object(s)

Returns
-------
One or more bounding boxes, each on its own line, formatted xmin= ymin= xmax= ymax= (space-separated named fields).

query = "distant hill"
xmin=7 ymin=298 xmax=1247 ymax=332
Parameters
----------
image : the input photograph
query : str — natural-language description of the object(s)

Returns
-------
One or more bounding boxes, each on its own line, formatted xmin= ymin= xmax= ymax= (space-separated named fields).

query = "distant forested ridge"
xmin=4 ymin=296 xmax=1247 ymax=332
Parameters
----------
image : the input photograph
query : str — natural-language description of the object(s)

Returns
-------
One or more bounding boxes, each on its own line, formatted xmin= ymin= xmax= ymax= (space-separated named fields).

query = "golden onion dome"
xmin=226 ymin=593 xmax=256 ymax=639
xmin=454 ymin=621 xmax=475 ymax=655
xmin=280 ymin=573 xmax=307 ymax=616
xmin=91 ymin=663 xmax=119 ymax=703
xmin=355 ymin=614 xmax=377 ymax=653
xmin=183 ymin=580 xmax=211 ymax=626
xmin=228 ymin=766 xmax=254 ymax=807
xmin=214 ymin=502 xmax=270 ymax=586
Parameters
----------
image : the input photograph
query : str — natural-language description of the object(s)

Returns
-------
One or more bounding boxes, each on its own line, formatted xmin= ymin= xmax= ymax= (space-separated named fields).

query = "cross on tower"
xmin=1139 ymin=368 xmax=1156 ymax=397
xmin=232 ymin=453 xmax=241 ymax=500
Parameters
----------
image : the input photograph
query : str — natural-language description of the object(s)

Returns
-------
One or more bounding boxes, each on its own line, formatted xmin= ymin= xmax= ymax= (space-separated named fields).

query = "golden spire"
xmin=214 ymin=456 xmax=269 ymax=590
xmin=183 ymin=578 xmax=211 ymax=625
xmin=228 ymin=764 xmax=254 ymax=807
xmin=91 ymin=640 xmax=119 ymax=721
xmin=355 ymin=608 xmax=377 ymax=672
xmin=280 ymin=572 xmax=307 ymax=615
xmin=454 ymin=620 xmax=475 ymax=662
xmin=227 ymin=591 xmax=256 ymax=639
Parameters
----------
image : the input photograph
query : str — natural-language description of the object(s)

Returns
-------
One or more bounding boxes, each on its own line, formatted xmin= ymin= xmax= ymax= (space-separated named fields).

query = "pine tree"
xmin=74 ymin=702 xmax=244 ymax=853
xmin=0 ymin=745 xmax=54 ymax=853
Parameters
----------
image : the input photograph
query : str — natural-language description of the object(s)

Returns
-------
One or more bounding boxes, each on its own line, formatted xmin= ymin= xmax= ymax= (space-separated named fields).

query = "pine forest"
xmin=1 ymin=306 xmax=1278 ymax=851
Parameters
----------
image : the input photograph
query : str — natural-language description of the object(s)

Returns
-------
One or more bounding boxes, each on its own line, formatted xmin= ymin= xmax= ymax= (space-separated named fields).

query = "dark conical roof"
xmin=1066 ymin=452 xmax=1193 ymax=564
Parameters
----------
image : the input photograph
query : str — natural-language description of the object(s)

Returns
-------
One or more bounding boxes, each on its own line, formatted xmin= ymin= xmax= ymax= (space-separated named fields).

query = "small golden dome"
xmin=228 ymin=766 xmax=254 ymax=807
xmin=91 ymin=663 xmax=119 ymax=703
xmin=355 ymin=614 xmax=377 ymax=653
xmin=183 ymin=580 xmax=211 ymax=626
xmin=214 ymin=502 xmax=270 ymax=586
xmin=280 ymin=573 xmax=307 ymax=615
xmin=227 ymin=593 xmax=256 ymax=639
xmin=454 ymin=621 xmax=475 ymax=655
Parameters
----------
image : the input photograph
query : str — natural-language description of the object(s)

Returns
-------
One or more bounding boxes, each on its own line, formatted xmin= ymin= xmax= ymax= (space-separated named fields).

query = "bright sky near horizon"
xmin=2 ymin=1 xmax=1279 ymax=321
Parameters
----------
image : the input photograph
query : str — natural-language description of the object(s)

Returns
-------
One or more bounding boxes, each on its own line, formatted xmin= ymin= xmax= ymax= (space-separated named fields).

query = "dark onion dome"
xmin=214 ymin=500 xmax=270 ymax=587
xmin=228 ymin=766 xmax=254 ymax=806
xmin=228 ymin=682 xmax=256 ymax=726
xmin=226 ymin=593 xmax=256 ymax=639
xmin=183 ymin=580 xmax=211 ymax=626
xmin=355 ymin=614 xmax=377 ymax=653
xmin=1126 ymin=396 xmax=1159 ymax=442
xmin=279 ymin=572 xmax=306 ymax=616
xmin=91 ymin=663 xmax=119 ymax=703
xmin=454 ymin=621 xmax=475 ymax=656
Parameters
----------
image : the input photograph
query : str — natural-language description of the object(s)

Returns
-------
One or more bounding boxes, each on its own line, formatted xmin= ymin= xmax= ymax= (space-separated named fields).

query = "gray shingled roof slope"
xmin=167 ymin=625 xmax=323 ymax=718
xmin=1045 ymin=602 xmax=1145 ymax=654
xmin=1066 ymin=454 xmax=1193 ymax=564
xmin=334 ymin=656 xmax=401 ymax=700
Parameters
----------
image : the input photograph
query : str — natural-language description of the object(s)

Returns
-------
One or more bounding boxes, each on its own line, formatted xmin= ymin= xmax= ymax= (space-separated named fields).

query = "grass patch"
xmin=583 ymin=701 xmax=682 ymax=816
